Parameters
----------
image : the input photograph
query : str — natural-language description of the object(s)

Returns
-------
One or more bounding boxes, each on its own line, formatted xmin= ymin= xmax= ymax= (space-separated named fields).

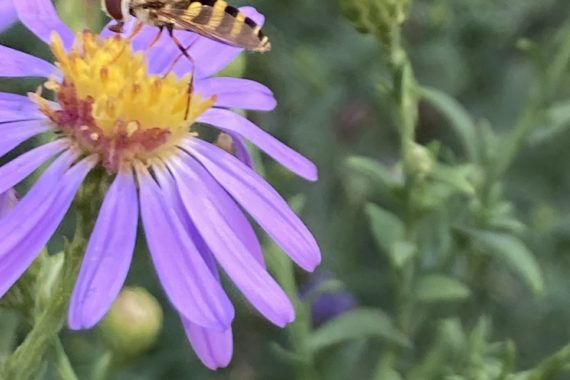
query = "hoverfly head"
xmin=102 ymin=0 xmax=130 ymax=24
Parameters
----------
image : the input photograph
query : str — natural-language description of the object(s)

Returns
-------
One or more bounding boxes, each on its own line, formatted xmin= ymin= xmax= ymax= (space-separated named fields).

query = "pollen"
xmin=32 ymin=31 xmax=215 ymax=171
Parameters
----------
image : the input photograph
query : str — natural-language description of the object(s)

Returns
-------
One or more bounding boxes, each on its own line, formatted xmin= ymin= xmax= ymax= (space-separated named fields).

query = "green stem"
xmin=269 ymin=250 xmax=319 ymax=380
xmin=53 ymin=338 xmax=79 ymax=380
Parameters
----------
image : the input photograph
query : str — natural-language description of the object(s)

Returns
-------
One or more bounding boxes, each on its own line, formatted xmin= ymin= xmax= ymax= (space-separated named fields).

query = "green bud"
xmin=339 ymin=0 xmax=411 ymax=46
xmin=99 ymin=287 xmax=163 ymax=360
xmin=406 ymin=141 xmax=433 ymax=177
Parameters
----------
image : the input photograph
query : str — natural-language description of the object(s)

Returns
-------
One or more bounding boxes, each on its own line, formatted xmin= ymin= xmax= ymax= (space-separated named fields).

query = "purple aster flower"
xmin=0 ymin=0 xmax=321 ymax=370
xmin=0 ymin=0 xmax=17 ymax=32
xmin=300 ymin=271 xmax=357 ymax=325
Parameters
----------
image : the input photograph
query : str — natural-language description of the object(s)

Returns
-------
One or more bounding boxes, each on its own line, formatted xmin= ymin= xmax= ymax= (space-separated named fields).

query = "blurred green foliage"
xmin=3 ymin=0 xmax=570 ymax=379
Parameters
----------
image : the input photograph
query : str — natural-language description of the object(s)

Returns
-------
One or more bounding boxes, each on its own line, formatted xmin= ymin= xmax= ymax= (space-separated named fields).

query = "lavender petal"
xmin=14 ymin=0 xmax=74 ymax=50
xmin=0 ymin=1 xmax=17 ymax=32
xmin=68 ymin=168 xmax=139 ymax=329
xmin=0 ymin=120 xmax=53 ymax=158
xmin=0 ymin=149 xmax=78 ymax=258
xmin=196 ymin=77 xmax=276 ymax=111
xmin=186 ymin=139 xmax=321 ymax=272
xmin=168 ymin=154 xmax=294 ymax=327
xmin=0 ymin=92 xmax=47 ymax=122
xmin=0 ymin=156 xmax=95 ymax=297
xmin=198 ymin=109 xmax=318 ymax=181
xmin=0 ymin=139 xmax=68 ymax=195
xmin=0 ymin=45 xmax=56 ymax=78
xmin=137 ymin=167 xmax=234 ymax=329
xmin=154 ymin=163 xmax=264 ymax=267
xmin=230 ymin=132 xmax=255 ymax=170
xmin=182 ymin=318 xmax=233 ymax=370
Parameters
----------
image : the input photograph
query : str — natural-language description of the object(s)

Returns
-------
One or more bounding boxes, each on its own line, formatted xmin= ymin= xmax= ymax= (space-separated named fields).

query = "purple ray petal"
xmin=137 ymin=166 xmax=234 ymax=329
xmin=168 ymin=154 xmax=294 ymax=326
xmin=197 ymin=109 xmax=317 ymax=181
xmin=14 ymin=0 xmax=74 ymax=50
xmin=0 ymin=139 xmax=69 ymax=195
xmin=0 ymin=45 xmax=56 ymax=78
xmin=0 ymin=149 xmax=78 ymax=258
xmin=0 ymin=92 xmax=47 ymax=122
xmin=0 ymin=190 xmax=17 ymax=219
xmin=182 ymin=318 xmax=233 ymax=370
xmin=0 ymin=1 xmax=17 ymax=33
xmin=154 ymin=161 xmax=264 ymax=267
xmin=0 ymin=120 xmax=53 ymax=158
xmin=173 ymin=7 xmax=265 ymax=79
xmin=185 ymin=139 xmax=321 ymax=272
xmin=231 ymin=133 xmax=255 ymax=170
xmin=68 ymin=168 xmax=139 ymax=330
xmin=0 ymin=156 xmax=95 ymax=297
xmin=196 ymin=77 xmax=276 ymax=111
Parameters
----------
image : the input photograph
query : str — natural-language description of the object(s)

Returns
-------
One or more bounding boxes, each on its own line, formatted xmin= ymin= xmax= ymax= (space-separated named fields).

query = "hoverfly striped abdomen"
xmin=162 ymin=0 xmax=271 ymax=52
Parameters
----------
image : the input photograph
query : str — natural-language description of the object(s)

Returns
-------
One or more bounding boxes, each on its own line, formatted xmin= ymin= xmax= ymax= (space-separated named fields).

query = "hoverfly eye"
xmin=103 ymin=0 xmax=126 ymax=21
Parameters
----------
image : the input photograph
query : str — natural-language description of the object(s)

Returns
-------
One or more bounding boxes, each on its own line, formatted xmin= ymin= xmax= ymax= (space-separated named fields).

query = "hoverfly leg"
xmin=147 ymin=26 xmax=164 ymax=50
xmin=127 ymin=21 xmax=144 ymax=42
xmin=167 ymin=25 xmax=197 ymax=120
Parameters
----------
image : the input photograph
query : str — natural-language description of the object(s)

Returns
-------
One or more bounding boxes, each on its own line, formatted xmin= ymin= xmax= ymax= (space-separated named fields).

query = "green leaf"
xmin=467 ymin=230 xmax=544 ymax=294
xmin=345 ymin=156 xmax=402 ymax=189
xmin=420 ymin=86 xmax=479 ymax=162
xmin=391 ymin=241 xmax=417 ymax=268
xmin=308 ymin=308 xmax=410 ymax=352
xmin=415 ymin=275 xmax=471 ymax=303
xmin=529 ymin=100 xmax=570 ymax=144
xmin=365 ymin=203 xmax=405 ymax=254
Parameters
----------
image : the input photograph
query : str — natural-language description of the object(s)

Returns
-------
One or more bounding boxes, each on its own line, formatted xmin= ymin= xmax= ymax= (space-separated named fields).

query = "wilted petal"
xmin=198 ymin=109 xmax=317 ymax=181
xmin=168 ymin=154 xmax=294 ymax=327
xmin=196 ymin=77 xmax=276 ymax=111
xmin=0 ymin=120 xmax=53 ymax=159
xmin=0 ymin=156 xmax=95 ymax=297
xmin=0 ymin=45 xmax=56 ymax=78
xmin=186 ymin=139 xmax=321 ymax=272
xmin=174 ymin=7 xmax=265 ymax=79
xmin=137 ymin=167 xmax=234 ymax=329
xmin=14 ymin=0 xmax=74 ymax=50
xmin=0 ymin=139 xmax=69 ymax=195
xmin=182 ymin=318 xmax=233 ymax=370
xmin=0 ymin=92 xmax=47 ymax=122
xmin=69 ymin=168 xmax=139 ymax=329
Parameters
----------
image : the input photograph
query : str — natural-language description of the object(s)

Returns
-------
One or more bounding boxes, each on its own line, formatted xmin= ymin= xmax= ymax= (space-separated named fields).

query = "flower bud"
xmin=99 ymin=287 xmax=163 ymax=360
xmin=406 ymin=142 xmax=433 ymax=177
xmin=339 ymin=0 xmax=411 ymax=45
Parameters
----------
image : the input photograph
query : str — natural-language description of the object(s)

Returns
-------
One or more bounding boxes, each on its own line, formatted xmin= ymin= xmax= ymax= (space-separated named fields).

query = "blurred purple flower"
xmin=0 ymin=0 xmax=17 ymax=32
xmin=0 ymin=0 xmax=321 ymax=370
xmin=301 ymin=271 xmax=357 ymax=325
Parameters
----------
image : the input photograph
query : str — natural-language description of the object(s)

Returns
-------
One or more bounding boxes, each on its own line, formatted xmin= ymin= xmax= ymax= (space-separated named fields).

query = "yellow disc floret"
xmin=33 ymin=31 xmax=215 ymax=171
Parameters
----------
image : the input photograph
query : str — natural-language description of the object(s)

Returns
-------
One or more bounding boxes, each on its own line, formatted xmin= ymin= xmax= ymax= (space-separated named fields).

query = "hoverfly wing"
xmin=156 ymin=0 xmax=270 ymax=52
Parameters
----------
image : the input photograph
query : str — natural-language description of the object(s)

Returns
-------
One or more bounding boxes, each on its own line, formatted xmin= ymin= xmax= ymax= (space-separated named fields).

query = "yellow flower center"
xmin=32 ymin=31 xmax=215 ymax=171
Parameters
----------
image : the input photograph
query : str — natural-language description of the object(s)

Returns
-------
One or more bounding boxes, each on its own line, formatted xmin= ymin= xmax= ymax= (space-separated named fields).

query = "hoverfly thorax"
xmin=101 ymin=0 xmax=131 ymax=32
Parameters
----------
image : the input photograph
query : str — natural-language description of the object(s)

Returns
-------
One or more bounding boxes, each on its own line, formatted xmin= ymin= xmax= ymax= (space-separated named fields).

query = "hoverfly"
xmin=101 ymin=0 xmax=271 ymax=53
xmin=101 ymin=0 xmax=271 ymax=118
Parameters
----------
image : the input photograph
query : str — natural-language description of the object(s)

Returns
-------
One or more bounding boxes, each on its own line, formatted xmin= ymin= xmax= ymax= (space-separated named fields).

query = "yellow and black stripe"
xmin=156 ymin=0 xmax=270 ymax=52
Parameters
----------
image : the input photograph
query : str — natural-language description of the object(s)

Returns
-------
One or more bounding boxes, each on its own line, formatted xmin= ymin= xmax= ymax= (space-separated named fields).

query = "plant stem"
xmin=269 ymin=248 xmax=319 ymax=380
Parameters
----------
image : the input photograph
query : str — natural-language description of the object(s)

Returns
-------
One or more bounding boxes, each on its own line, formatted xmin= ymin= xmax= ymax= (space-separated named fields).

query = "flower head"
xmin=0 ymin=0 xmax=321 ymax=370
